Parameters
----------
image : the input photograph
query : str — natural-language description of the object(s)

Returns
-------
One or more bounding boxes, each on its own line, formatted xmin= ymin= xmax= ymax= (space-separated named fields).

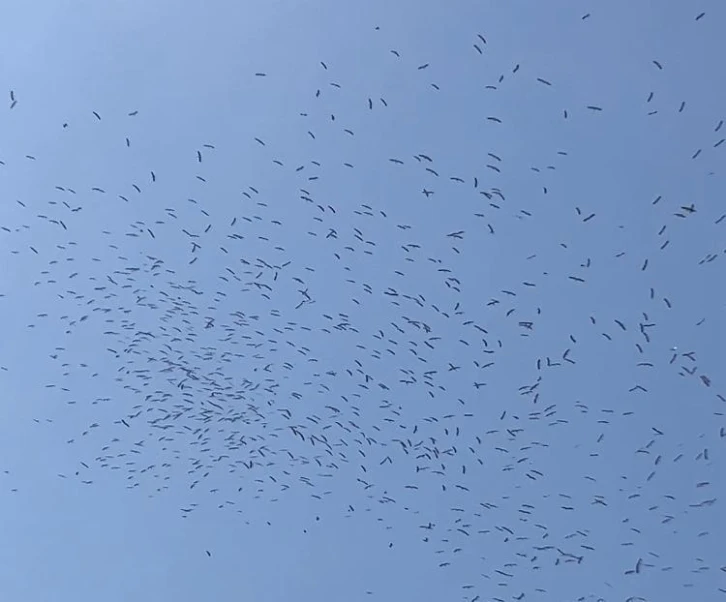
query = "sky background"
xmin=0 ymin=1 xmax=724 ymax=601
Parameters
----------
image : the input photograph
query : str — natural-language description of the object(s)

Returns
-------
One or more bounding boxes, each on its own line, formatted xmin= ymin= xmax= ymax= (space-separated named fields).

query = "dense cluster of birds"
xmin=1 ymin=7 xmax=724 ymax=602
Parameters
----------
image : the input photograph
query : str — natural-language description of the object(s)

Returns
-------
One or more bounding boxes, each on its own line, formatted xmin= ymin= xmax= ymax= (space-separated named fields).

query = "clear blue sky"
xmin=1 ymin=1 xmax=724 ymax=600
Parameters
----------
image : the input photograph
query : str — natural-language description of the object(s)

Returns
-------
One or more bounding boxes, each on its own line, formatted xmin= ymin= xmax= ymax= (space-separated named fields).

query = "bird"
xmin=2 ymin=15 xmax=723 ymax=602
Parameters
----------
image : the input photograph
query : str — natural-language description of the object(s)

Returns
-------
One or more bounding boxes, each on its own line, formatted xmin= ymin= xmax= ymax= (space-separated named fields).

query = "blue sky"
xmin=1 ymin=1 xmax=724 ymax=601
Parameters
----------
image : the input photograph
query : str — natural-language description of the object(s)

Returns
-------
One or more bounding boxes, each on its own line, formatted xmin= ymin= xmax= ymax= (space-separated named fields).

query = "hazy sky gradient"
xmin=1 ymin=2 xmax=724 ymax=601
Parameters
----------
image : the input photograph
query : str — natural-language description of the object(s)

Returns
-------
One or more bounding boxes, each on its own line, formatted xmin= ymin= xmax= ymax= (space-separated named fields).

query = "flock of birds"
xmin=1 ymin=8 xmax=724 ymax=602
